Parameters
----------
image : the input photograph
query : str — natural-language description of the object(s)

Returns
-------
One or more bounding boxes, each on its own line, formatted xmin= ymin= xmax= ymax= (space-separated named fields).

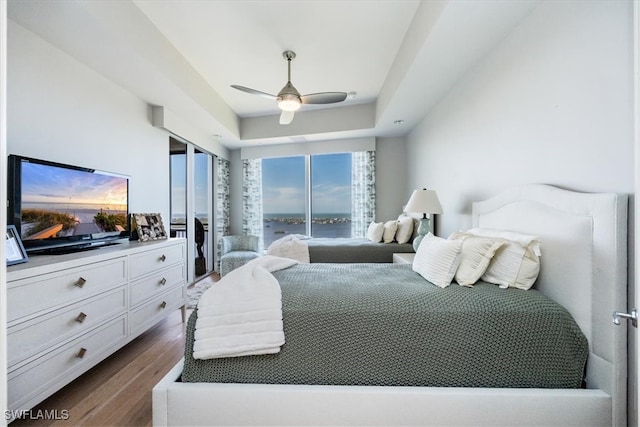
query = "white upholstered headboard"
xmin=472 ymin=184 xmax=628 ymax=425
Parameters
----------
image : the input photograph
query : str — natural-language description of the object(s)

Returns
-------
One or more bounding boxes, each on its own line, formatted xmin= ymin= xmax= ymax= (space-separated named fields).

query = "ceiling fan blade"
xmin=280 ymin=110 xmax=295 ymax=125
xmin=301 ymin=92 xmax=348 ymax=105
xmin=231 ymin=85 xmax=277 ymax=100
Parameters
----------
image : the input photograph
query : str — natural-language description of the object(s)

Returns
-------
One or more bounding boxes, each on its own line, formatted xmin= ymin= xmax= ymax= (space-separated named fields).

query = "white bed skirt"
xmin=153 ymin=359 xmax=611 ymax=427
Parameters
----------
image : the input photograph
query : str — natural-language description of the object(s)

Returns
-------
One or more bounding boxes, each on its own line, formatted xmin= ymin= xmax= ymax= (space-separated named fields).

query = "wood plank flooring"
xmin=10 ymin=308 xmax=190 ymax=427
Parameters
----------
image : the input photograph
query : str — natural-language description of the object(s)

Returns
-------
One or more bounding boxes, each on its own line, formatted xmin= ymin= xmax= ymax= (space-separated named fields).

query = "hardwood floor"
xmin=10 ymin=308 xmax=190 ymax=427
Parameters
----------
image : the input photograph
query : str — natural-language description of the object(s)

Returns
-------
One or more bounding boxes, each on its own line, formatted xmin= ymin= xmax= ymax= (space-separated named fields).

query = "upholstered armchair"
xmin=219 ymin=235 xmax=261 ymax=276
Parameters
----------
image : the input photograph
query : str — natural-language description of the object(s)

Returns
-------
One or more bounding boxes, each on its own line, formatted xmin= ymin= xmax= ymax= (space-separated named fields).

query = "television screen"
xmin=8 ymin=155 xmax=130 ymax=254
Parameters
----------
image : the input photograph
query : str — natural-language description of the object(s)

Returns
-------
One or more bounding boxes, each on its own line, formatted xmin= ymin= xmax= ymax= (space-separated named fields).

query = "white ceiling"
xmin=8 ymin=0 xmax=540 ymax=150
xmin=133 ymin=0 xmax=420 ymax=118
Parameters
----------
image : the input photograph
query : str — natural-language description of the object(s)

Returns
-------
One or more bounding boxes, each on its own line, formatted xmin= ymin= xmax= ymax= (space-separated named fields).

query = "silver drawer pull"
xmin=77 ymin=348 xmax=87 ymax=358
xmin=74 ymin=277 xmax=87 ymax=288
xmin=160 ymin=301 xmax=167 ymax=309
xmin=75 ymin=312 xmax=87 ymax=323
xmin=159 ymin=277 xmax=167 ymax=286
xmin=159 ymin=254 xmax=167 ymax=262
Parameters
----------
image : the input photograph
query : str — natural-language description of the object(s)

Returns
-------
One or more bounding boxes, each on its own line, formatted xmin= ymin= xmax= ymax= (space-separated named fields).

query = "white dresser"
xmin=5 ymin=238 xmax=187 ymax=413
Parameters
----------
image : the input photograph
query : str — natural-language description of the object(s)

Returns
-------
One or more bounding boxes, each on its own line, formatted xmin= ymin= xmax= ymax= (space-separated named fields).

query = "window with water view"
xmin=262 ymin=153 xmax=352 ymax=247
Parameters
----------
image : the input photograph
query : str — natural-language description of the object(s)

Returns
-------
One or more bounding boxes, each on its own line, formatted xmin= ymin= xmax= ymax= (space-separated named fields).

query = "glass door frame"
xmin=169 ymin=137 xmax=215 ymax=284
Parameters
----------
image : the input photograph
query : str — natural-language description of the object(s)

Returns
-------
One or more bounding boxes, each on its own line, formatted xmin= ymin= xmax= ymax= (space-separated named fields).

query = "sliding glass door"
xmin=194 ymin=149 xmax=213 ymax=278
xmin=169 ymin=139 xmax=187 ymax=238
xmin=169 ymin=137 xmax=215 ymax=282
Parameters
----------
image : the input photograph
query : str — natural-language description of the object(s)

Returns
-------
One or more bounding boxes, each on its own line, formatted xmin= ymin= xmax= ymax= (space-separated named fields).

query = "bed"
xmin=153 ymin=184 xmax=628 ymax=426
xmin=306 ymin=237 xmax=414 ymax=262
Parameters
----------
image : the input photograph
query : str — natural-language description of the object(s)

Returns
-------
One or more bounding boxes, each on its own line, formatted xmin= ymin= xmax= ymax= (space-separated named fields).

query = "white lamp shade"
xmin=405 ymin=188 xmax=443 ymax=215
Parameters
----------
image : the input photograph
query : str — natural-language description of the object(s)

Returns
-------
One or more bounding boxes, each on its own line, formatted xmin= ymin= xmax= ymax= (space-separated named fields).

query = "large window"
xmin=311 ymin=153 xmax=352 ymax=237
xmin=262 ymin=156 xmax=306 ymax=246
xmin=262 ymin=153 xmax=352 ymax=247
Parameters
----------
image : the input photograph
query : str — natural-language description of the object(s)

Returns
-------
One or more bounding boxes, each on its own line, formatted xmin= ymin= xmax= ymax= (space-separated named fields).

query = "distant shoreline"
xmin=263 ymin=217 xmax=351 ymax=246
xmin=170 ymin=214 xmax=353 ymax=247
xmin=264 ymin=216 xmax=351 ymax=225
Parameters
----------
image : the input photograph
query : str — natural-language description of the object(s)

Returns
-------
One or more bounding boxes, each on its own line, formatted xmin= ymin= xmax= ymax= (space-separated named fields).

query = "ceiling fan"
xmin=231 ymin=51 xmax=348 ymax=125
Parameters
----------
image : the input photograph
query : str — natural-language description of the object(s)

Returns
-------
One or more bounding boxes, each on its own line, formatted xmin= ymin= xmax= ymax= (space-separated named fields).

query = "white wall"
xmin=375 ymin=136 xmax=409 ymax=222
xmin=407 ymin=0 xmax=633 ymax=236
xmin=7 ymin=20 xmax=172 ymax=220
xmin=406 ymin=0 xmax=635 ymax=424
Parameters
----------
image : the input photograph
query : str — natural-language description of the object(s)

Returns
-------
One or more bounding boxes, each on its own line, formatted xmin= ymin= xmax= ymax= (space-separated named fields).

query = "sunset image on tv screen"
xmin=20 ymin=161 xmax=128 ymax=240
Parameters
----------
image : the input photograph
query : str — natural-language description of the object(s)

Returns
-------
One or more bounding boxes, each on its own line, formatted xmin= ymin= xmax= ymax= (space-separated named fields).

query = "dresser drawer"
xmin=129 ymin=243 xmax=185 ymax=280
xmin=130 ymin=263 xmax=185 ymax=307
xmin=7 ymin=286 xmax=127 ymax=368
xmin=130 ymin=286 xmax=184 ymax=337
xmin=8 ymin=315 xmax=127 ymax=412
xmin=7 ymin=258 xmax=127 ymax=322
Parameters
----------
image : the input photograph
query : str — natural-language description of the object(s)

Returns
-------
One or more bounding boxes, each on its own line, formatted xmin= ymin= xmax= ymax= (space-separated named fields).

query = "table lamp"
xmin=404 ymin=188 xmax=443 ymax=251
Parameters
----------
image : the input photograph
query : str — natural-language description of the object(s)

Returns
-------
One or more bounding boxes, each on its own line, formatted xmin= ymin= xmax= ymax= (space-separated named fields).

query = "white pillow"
xmin=367 ymin=222 xmax=384 ymax=243
xmin=448 ymin=232 xmax=504 ymax=287
xmin=382 ymin=220 xmax=398 ymax=243
xmin=398 ymin=213 xmax=420 ymax=241
xmin=466 ymin=228 xmax=541 ymax=290
xmin=395 ymin=216 xmax=414 ymax=244
xmin=412 ymin=233 xmax=462 ymax=288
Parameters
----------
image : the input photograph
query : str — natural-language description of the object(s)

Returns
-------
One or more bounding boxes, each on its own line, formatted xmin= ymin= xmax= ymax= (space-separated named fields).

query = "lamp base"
xmin=412 ymin=216 xmax=431 ymax=252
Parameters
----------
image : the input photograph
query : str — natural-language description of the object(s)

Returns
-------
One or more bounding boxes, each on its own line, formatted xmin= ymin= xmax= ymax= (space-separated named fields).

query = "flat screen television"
xmin=7 ymin=154 xmax=130 ymax=254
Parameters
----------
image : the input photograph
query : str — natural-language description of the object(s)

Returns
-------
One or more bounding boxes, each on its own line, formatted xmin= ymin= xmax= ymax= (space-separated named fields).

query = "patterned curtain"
xmin=351 ymin=150 xmax=376 ymax=238
xmin=242 ymin=158 xmax=264 ymax=250
xmin=214 ymin=157 xmax=230 ymax=272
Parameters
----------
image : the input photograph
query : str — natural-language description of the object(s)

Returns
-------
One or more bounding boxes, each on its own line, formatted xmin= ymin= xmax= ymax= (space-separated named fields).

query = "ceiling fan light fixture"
xmin=277 ymin=93 xmax=301 ymax=111
xmin=231 ymin=50 xmax=346 ymax=125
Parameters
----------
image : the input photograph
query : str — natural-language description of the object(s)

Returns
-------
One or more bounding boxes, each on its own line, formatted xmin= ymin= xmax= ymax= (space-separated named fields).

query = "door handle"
xmin=613 ymin=309 xmax=637 ymax=327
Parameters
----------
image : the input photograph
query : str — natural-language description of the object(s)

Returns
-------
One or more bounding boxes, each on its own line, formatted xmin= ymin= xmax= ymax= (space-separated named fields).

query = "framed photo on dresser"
xmin=131 ymin=213 xmax=168 ymax=242
xmin=6 ymin=225 xmax=28 ymax=266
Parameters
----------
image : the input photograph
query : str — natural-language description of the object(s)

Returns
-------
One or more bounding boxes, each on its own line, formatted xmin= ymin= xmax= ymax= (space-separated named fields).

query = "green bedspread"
xmin=182 ymin=263 xmax=588 ymax=388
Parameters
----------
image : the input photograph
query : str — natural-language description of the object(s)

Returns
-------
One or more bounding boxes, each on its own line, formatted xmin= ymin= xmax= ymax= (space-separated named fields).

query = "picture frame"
xmin=132 ymin=213 xmax=168 ymax=242
xmin=6 ymin=225 xmax=29 ymax=266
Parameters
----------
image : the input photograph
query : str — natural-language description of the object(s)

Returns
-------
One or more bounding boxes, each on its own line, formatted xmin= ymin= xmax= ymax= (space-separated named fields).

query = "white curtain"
xmin=242 ymin=158 xmax=264 ymax=249
xmin=351 ymin=151 xmax=376 ymax=238
xmin=214 ymin=157 xmax=230 ymax=271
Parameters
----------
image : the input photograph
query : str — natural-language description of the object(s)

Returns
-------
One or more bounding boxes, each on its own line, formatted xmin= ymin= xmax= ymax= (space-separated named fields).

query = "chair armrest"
xmin=222 ymin=235 xmax=260 ymax=254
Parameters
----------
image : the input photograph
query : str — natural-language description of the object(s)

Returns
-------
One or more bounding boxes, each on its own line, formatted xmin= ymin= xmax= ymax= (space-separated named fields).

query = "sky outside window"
xmin=170 ymin=153 xmax=210 ymax=222
xmin=262 ymin=156 xmax=306 ymax=215
xmin=311 ymin=153 xmax=351 ymax=215
xmin=262 ymin=153 xmax=351 ymax=215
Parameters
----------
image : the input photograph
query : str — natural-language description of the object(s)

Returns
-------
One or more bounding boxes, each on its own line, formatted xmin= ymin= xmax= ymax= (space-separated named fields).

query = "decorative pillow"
xmin=412 ymin=233 xmax=462 ymax=288
xmin=448 ymin=232 xmax=504 ymax=287
xmin=382 ymin=220 xmax=398 ymax=243
xmin=398 ymin=213 xmax=420 ymax=241
xmin=367 ymin=221 xmax=384 ymax=243
xmin=466 ymin=228 xmax=541 ymax=290
xmin=395 ymin=216 xmax=414 ymax=244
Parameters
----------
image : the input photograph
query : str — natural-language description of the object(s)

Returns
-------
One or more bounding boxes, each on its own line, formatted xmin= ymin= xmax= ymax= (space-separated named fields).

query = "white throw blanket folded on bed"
xmin=266 ymin=234 xmax=310 ymax=263
xmin=193 ymin=255 xmax=298 ymax=359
